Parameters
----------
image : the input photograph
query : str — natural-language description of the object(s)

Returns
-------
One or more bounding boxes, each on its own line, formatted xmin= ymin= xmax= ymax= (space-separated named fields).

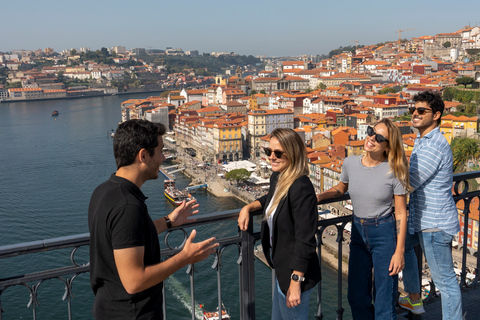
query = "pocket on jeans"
xmin=433 ymin=231 xmax=453 ymax=245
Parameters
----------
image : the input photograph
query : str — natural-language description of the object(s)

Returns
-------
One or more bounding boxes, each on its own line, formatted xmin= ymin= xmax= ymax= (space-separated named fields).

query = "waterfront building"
xmin=144 ymin=106 xmax=169 ymax=131
xmin=7 ymin=87 xmax=67 ymax=100
xmin=213 ymin=120 xmax=243 ymax=162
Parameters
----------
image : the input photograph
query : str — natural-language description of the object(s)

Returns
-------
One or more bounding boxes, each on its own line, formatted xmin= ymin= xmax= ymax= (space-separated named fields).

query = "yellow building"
xmin=441 ymin=115 xmax=478 ymax=142
xmin=213 ymin=120 xmax=243 ymax=162
xmin=345 ymin=140 xmax=365 ymax=157
xmin=439 ymin=123 xmax=454 ymax=144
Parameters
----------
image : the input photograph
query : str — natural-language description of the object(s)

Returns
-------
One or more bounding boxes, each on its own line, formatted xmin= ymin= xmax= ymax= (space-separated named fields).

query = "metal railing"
xmin=1 ymin=171 xmax=479 ymax=320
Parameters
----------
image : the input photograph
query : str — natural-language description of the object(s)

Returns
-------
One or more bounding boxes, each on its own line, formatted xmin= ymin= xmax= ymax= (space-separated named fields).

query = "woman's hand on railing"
xmin=238 ymin=206 xmax=250 ymax=231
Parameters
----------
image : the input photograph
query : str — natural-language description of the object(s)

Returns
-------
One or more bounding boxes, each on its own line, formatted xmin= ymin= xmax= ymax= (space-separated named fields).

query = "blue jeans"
xmin=404 ymin=231 xmax=463 ymax=319
xmin=271 ymin=278 xmax=313 ymax=320
xmin=348 ymin=215 xmax=397 ymax=320
xmin=403 ymin=232 xmax=421 ymax=294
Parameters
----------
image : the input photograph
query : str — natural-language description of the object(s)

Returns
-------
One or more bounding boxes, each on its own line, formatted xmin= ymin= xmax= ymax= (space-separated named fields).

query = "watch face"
xmin=292 ymin=274 xmax=299 ymax=281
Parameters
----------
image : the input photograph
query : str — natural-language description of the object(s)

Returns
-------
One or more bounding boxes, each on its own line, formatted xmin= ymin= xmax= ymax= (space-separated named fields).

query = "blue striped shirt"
xmin=408 ymin=127 xmax=460 ymax=236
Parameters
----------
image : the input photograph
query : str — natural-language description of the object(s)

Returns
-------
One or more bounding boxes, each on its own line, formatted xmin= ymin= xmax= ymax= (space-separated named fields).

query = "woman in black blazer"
xmin=238 ymin=128 xmax=321 ymax=319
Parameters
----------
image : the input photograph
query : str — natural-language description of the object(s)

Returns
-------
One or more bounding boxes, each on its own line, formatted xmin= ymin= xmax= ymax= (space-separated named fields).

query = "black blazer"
xmin=258 ymin=172 xmax=321 ymax=294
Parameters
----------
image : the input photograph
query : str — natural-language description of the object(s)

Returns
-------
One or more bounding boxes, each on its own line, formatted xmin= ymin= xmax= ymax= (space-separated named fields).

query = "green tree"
xmin=5 ymin=81 xmax=22 ymax=89
xmin=379 ymin=87 xmax=398 ymax=94
xmin=250 ymin=89 xmax=257 ymax=96
xmin=260 ymin=90 xmax=266 ymax=94
xmin=455 ymin=76 xmax=475 ymax=88
xmin=443 ymin=41 xmax=451 ymax=48
xmin=451 ymin=138 xmax=479 ymax=172
xmin=443 ymin=87 xmax=454 ymax=101
xmin=57 ymin=70 xmax=65 ymax=82
xmin=316 ymin=83 xmax=327 ymax=90
xmin=225 ymin=168 xmax=251 ymax=183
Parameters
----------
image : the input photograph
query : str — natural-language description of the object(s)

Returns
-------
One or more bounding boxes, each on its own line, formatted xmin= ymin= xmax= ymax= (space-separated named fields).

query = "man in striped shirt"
xmin=399 ymin=91 xmax=463 ymax=319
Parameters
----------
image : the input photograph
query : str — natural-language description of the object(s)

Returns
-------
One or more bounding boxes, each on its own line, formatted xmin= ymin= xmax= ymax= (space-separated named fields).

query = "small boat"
xmin=51 ymin=110 xmax=59 ymax=117
xmin=164 ymin=180 xmax=194 ymax=205
xmin=201 ymin=304 xmax=230 ymax=320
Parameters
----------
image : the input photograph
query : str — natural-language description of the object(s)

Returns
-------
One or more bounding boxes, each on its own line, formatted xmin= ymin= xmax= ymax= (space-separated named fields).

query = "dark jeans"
xmin=348 ymin=214 xmax=398 ymax=320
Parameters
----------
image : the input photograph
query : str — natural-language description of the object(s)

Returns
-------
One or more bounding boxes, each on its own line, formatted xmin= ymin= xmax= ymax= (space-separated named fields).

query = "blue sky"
xmin=2 ymin=0 xmax=480 ymax=57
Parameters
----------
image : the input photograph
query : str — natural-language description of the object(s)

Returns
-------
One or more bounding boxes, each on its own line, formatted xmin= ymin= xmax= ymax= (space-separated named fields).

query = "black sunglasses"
xmin=367 ymin=126 xmax=389 ymax=143
xmin=263 ymin=147 xmax=285 ymax=158
xmin=408 ymin=106 xmax=433 ymax=115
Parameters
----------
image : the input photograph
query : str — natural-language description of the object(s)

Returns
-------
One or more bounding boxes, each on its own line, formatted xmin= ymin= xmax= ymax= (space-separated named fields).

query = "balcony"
xmin=1 ymin=171 xmax=479 ymax=319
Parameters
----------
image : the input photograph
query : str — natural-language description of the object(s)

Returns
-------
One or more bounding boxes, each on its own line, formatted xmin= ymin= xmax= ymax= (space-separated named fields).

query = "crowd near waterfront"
xmin=0 ymin=94 xmax=350 ymax=320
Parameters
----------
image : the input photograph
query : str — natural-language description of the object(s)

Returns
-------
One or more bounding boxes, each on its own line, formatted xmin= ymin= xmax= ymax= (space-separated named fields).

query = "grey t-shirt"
xmin=340 ymin=155 xmax=406 ymax=219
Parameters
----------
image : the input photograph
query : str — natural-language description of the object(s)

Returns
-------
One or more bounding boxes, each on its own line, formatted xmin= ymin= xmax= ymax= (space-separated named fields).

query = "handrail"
xmin=1 ymin=171 xmax=479 ymax=320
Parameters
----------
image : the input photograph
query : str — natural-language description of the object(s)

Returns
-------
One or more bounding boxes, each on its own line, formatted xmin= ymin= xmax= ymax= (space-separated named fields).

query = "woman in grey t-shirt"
xmin=317 ymin=118 xmax=411 ymax=320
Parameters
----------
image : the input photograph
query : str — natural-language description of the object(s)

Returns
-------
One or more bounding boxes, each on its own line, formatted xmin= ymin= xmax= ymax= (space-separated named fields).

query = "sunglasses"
xmin=408 ymin=106 xmax=433 ymax=115
xmin=367 ymin=126 xmax=389 ymax=143
xmin=263 ymin=147 xmax=285 ymax=158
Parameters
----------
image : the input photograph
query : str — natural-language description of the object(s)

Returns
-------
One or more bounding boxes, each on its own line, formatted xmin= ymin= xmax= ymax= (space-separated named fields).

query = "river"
xmin=0 ymin=94 xmax=350 ymax=320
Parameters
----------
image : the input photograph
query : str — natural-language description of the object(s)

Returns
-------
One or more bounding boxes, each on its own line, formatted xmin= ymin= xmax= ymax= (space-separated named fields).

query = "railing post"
xmin=238 ymin=215 xmax=256 ymax=320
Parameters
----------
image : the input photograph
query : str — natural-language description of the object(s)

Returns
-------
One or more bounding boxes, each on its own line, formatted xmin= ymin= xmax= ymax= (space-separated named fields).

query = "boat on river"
xmin=51 ymin=110 xmax=59 ymax=117
xmin=202 ymin=304 xmax=230 ymax=320
xmin=164 ymin=180 xmax=194 ymax=205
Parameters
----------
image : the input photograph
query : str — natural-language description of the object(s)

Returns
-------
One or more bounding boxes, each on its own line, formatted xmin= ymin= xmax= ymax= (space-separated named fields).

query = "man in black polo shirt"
xmin=88 ymin=119 xmax=218 ymax=319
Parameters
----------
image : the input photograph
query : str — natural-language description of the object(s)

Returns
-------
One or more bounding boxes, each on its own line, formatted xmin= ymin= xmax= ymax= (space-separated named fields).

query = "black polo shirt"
xmin=88 ymin=174 xmax=163 ymax=319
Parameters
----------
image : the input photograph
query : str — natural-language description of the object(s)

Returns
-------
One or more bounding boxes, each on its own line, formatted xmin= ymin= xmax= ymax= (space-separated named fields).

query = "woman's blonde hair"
xmin=266 ymin=128 xmax=309 ymax=217
xmin=376 ymin=118 xmax=412 ymax=192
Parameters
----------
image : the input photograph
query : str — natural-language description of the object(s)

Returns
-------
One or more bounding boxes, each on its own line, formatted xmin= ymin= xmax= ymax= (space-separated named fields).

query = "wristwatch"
xmin=164 ymin=216 xmax=172 ymax=229
xmin=290 ymin=273 xmax=305 ymax=282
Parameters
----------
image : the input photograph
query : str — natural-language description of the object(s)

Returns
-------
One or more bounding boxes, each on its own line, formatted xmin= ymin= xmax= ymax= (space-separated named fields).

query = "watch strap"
xmin=164 ymin=216 xmax=172 ymax=229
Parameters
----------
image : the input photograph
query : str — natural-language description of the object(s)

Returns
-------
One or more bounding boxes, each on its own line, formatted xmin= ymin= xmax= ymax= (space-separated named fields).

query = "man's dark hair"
xmin=412 ymin=91 xmax=444 ymax=125
xmin=113 ymin=119 xmax=166 ymax=169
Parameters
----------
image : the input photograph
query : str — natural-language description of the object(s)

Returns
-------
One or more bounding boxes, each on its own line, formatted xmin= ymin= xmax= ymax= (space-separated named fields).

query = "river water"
xmin=0 ymin=94 xmax=350 ymax=319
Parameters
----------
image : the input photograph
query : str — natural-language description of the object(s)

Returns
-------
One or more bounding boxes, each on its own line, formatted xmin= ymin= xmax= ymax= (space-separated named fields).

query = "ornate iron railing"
xmin=1 ymin=171 xmax=479 ymax=320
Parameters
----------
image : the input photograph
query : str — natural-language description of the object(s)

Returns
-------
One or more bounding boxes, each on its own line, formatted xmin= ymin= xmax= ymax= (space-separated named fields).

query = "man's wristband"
xmin=164 ymin=216 xmax=172 ymax=229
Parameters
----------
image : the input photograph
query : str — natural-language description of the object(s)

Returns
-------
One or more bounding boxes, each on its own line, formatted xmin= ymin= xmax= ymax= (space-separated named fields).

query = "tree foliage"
xmin=443 ymin=87 xmax=480 ymax=103
xmin=328 ymin=44 xmax=365 ymax=58
xmin=455 ymin=76 xmax=475 ymax=88
xmin=451 ymin=103 xmax=479 ymax=116
xmin=443 ymin=41 xmax=451 ymax=48
xmin=225 ymin=168 xmax=251 ymax=182
xmin=379 ymin=87 xmax=398 ymax=94
xmin=451 ymin=138 xmax=480 ymax=172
